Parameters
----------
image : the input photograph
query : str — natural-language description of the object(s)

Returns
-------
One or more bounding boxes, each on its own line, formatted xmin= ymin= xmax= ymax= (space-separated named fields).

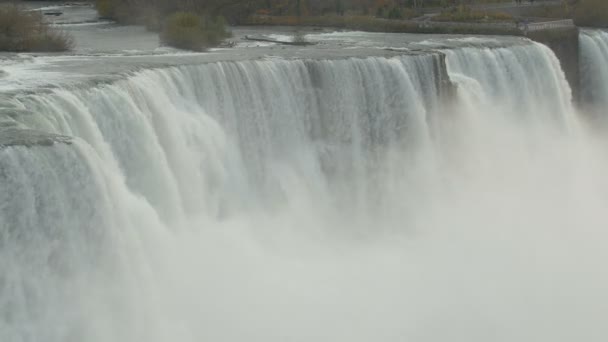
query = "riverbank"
xmin=245 ymin=14 xmax=580 ymax=36
xmin=246 ymin=15 xmax=522 ymax=36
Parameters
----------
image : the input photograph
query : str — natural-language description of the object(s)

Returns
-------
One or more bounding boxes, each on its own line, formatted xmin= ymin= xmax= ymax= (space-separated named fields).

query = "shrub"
xmin=95 ymin=0 xmax=138 ymax=24
xmin=574 ymin=0 xmax=608 ymax=27
xmin=160 ymin=12 xmax=231 ymax=51
xmin=387 ymin=7 xmax=403 ymax=20
xmin=0 ymin=5 xmax=73 ymax=52
xmin=95 ymin=0 xmax=115 ymax=18
xmin=434 ymin=7 xmax=512 ymax=22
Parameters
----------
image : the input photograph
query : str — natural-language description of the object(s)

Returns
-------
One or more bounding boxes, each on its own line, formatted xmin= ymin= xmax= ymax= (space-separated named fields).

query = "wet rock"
xmin=0 ymin=128 xmax=72 ymax=148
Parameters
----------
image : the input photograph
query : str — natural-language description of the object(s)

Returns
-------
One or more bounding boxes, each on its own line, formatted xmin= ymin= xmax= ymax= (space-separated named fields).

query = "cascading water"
xmin=444 ymin=43 xmax=574 ymax=124
xmin=580 ymin=29 xmax=608 ymax=115
xmin=10 ymin=55 xmax=446 ymax=226
xmin=2 ymin=40 xmax=608 ymax=342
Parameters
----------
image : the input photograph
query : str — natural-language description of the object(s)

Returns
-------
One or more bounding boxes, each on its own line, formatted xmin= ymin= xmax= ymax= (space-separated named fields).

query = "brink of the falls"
xmin=1 ymin=29 xmax=608 ymax=342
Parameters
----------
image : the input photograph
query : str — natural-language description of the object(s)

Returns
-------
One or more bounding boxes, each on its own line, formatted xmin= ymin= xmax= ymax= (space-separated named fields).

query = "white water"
xmin=580 ymin=29 xmax=608 ymax=116
xmin=2 ymin=41 xmax=608 ymax=341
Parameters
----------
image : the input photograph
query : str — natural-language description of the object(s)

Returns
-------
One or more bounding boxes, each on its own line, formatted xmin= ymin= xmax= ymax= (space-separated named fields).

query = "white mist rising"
xmin=2 ymin=40 xmax=608 ymax=341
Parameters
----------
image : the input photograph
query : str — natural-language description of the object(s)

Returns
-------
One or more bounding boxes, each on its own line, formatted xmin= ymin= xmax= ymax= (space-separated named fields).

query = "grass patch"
xmin=160 ymin=12 xmax=231 ymax=51
xmin=0 ymin=5 xmax=73 ymax=52
xmin=434 ymin=6 xmax=512 ymax=22
xmin=519 ymin=4 xmax=572 ymax=19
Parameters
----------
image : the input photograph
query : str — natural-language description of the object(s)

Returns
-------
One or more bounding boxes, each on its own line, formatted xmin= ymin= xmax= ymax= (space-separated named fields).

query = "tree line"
xmin=95 ymin=0 xmax=463 ymax=24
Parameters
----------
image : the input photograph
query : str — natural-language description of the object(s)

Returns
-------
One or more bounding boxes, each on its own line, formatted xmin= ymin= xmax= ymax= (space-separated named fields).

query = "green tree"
xmin=336 ymin=0 xmax=344 ymax=15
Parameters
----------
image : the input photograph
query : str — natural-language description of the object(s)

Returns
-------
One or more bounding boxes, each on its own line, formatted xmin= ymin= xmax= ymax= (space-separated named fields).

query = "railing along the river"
xmin=525 ymin=19 xmax=575 ymax=32
xmin=416 ymin=18 xmax=575 ymax=35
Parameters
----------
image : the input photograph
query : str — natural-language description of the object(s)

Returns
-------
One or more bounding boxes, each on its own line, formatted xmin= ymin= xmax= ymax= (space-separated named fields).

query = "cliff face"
xmin=528 ymin=27 xmax=580 ymax=102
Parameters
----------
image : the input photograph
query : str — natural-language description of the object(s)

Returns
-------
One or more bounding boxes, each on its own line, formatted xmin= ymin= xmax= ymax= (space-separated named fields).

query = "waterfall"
xmin=580 ymin=29 xmax=608 ymax=116
xmin=2 ymin=41 xmax=608 ymax=341
xmin=9 ymin=54 xmax=447 ymax=224
xmin=444 ymin=42 xmax=574 ymax=125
